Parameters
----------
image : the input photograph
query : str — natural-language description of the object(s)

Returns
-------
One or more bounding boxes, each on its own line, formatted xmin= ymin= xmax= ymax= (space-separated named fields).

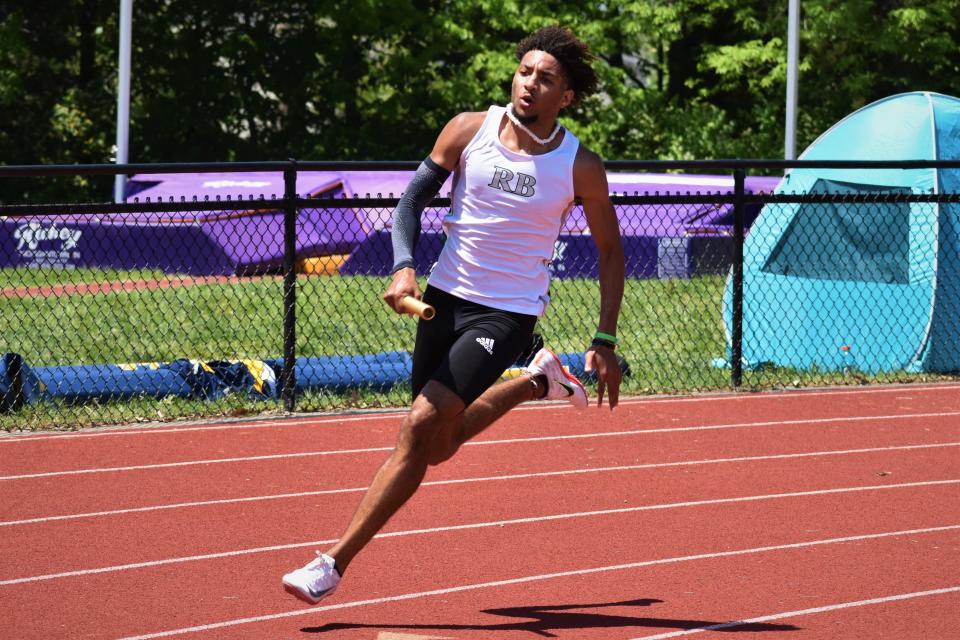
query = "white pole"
xmin=114 ymin=0 xmax=133 ymax=202
xmin=785 ymin=0 xmax=800 ymax=160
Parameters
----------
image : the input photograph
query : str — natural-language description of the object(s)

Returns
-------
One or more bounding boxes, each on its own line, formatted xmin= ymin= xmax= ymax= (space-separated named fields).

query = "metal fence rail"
xmin=2 ymin=160 xmax=959 ymax=429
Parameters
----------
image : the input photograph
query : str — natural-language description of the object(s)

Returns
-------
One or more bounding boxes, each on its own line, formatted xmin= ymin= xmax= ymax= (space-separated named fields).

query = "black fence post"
xmin=281 ymin=162 xmax=298 ymax=412
xmin=731 ymin=168 xmax=746 ymax=388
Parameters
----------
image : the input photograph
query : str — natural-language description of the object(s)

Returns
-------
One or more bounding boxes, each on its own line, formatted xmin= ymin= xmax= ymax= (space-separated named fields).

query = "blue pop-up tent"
xmin=723 ymin=91 xmax=960 ymax=373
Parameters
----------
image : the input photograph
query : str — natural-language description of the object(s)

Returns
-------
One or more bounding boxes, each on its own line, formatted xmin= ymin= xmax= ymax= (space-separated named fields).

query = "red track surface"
xmin=2 ymin=385 xmax=959 ymax=639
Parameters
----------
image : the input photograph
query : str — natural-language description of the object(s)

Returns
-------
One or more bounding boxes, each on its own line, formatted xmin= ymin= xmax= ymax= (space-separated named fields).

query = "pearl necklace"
xmin=505 ymin=103 xmax=562 ymax=146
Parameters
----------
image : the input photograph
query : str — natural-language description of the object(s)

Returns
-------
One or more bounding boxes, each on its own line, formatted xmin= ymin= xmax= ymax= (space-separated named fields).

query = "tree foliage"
xmin=2 ymin=0 xmax=958 ymax=200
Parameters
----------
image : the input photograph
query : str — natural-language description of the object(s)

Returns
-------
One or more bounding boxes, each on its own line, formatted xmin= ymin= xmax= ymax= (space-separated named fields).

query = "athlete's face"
xmin=511 ymin=50 xmax=574 ymax=121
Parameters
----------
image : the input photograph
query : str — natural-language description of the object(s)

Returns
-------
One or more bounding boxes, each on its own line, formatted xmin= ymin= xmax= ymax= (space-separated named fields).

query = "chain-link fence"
xmin=2 ymin=160 xmax=959 ymax=429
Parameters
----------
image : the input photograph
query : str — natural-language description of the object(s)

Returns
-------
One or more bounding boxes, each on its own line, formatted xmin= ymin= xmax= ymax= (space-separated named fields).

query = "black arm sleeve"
xmin=391 ymin=157 xmax=451 ymax=272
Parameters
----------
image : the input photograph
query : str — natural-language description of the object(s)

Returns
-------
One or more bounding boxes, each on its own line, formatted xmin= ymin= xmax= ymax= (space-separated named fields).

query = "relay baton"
xmin=399 ymin=295 xmax=436 ymax=320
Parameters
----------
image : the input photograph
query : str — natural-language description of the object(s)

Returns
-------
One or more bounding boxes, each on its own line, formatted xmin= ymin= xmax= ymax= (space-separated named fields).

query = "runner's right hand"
xmin=383 ymin=267 xmax=420 ymax=314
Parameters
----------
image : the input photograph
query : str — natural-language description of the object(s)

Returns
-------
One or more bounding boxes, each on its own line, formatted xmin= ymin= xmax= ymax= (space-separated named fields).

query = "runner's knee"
xmin=396 ymin=383 xmax=463 ymax=463
xmin=396 ymin=413 xmax=439 ymax=462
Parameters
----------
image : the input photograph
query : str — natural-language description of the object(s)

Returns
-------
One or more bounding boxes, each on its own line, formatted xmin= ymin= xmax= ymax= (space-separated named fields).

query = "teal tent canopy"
xmin=724 ymin=91 xmax=960 ymax=373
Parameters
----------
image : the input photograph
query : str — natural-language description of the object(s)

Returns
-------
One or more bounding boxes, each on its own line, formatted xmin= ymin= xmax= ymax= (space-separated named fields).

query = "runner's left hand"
xmin=585 ymin=346 xmax=620 ymax=411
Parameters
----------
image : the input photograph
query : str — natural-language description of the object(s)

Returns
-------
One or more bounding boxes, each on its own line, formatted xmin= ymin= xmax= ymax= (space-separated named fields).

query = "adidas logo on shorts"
xmin=475 ymin=336 xmax=495 ymax=354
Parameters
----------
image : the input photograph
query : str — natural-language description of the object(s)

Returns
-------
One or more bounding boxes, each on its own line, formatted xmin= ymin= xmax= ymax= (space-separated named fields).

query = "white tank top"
xmin=427 ymin=105 xmax=579 ymax=316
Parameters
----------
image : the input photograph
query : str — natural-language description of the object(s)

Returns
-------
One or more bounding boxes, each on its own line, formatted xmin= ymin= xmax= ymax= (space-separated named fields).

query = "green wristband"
xmin=594 ymin=331 xmax=619 ymax=344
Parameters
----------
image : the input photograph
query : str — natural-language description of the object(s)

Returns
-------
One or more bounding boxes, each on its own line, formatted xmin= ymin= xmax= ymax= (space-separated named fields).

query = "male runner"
xmin=283 ymin=25 xmax=625 ymax=603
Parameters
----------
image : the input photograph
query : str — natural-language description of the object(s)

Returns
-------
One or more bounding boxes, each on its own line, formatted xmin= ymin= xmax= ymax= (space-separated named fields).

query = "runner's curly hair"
xmin=516 ymin=26 xmax=598 ymax=105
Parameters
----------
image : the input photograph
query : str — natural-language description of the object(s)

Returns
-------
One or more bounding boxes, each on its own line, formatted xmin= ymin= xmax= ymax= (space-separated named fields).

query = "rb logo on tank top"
xmin=488 ymin=166 xmax=536 ymax=198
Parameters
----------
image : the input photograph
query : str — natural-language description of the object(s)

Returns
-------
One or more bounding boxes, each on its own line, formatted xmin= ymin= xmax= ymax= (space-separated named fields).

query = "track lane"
xmin=5 ymin=492 xmax=957 ymax=639
xmin=3 ymin=384 xmax=960 ymax=475
xmin=2 ymin=445 xmax=959 ymax=579
xmin=4 ymin=387 xmax=960 ymax=638
xmin=5 ymin=409 xmax=959 ymax=483
xmin=200 ymin=530 xmax=960 ymax=640
xmin=3 ymin=412 xmax=958 ymax=520
xmin=658 ymin=588 xmax=959 ymax=640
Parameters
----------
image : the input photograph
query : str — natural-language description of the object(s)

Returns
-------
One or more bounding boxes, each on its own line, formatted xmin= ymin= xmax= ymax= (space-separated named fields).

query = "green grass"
xmin=1 ymin=267 xmax=955 ymax=431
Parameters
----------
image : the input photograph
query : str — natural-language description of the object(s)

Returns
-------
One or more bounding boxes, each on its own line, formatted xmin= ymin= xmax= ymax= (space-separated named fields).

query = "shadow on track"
xmin=302 ymin=596 xmax=801 ymax=637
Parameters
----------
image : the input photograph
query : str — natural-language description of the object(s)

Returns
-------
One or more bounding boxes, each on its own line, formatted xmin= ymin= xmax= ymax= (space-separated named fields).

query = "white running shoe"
xmin=282 ymin=552 xmax=341 ymax=604
xmin=525 ymin=348 xmax=588 ymax=409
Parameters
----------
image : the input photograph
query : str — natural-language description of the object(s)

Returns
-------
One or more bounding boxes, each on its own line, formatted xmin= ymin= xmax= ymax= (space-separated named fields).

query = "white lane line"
xmin=4 ymin=409 xmax=960 ymax=481
xmin=472 ymin=410 xmax=960 ymax=448
xmin=0 ymin=413 xmax=405 ymax=443
xmin=0 ymin=445 xmax=393 ymax=481
xmin=631 ymin=586 xmax=960 ymax=639
xmin=115 ymin=524 xmax=960 ymax=640
xmin=3 ymin=479 xmax=958 ymax=586
xmin=4 ymin=441 xmax=959 ymax=527
xmin=5 ymin=382 xmax=960 ymax=443
xmin=0 ymin=400 xmax=594 ymax=443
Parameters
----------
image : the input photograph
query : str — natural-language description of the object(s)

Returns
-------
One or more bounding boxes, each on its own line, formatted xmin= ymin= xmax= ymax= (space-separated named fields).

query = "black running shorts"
xmin=411 ymin=287 xmax=538 ymax=405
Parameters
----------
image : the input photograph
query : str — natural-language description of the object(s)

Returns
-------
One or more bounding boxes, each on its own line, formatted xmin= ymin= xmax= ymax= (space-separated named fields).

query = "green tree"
xmin=1 ymin=0 xmax=116 ymax=200
xmin=2 ymin=0 xmax=959 ymax=203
